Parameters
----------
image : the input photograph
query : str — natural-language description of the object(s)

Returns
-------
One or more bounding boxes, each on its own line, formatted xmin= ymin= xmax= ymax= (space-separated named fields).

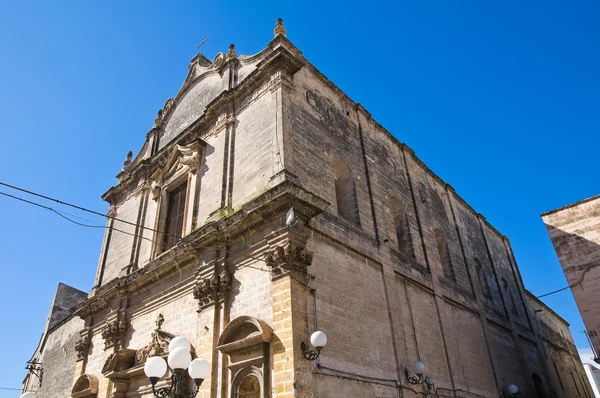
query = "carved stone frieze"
xmin=265 ymin=244 xmax=313 ymax=280
xmin=101 ymin=319 xmax=128 ymax=348
xmin=193 ymin=270 xmax=232 ymax=310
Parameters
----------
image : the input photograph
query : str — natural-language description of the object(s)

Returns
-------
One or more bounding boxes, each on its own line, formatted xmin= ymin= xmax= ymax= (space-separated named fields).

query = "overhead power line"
xmin=0 ymin=181 xmax=575 ymax=299
xmin=0 ymin=184 xmax=283 ymax=278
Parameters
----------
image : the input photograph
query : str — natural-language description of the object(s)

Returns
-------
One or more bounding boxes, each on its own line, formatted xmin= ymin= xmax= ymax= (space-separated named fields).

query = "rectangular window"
xmin=162 ymin=181 xmax=188 ymax=252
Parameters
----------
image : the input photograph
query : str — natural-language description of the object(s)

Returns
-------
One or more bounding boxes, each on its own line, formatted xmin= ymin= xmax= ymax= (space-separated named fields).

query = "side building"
xmin=22 ymin=283 xmax=87 ymax=397
xmin=22 ymin=20 xmax=591 ymax=398
xmin=542 ymin=194 xmax=600 ymax=364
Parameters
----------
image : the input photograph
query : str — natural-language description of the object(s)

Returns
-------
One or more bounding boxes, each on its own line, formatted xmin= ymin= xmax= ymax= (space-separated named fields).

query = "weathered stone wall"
xmin=527 ymin=291 xmax=594 ymax=397
xmin=26 ymin=32 xmax=591 ymax=398
xmin=286 ymin=61 xmax=576 ymax=397
xmin=26 ymin=315 xmax=84 ymax=398
xmin=542 ymin=195 xmax=600 ymax=360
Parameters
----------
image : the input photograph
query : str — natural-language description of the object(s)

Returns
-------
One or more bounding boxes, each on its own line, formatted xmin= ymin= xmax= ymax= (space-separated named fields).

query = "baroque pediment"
xmin=135 ymin=313 xmax=176 ymax=364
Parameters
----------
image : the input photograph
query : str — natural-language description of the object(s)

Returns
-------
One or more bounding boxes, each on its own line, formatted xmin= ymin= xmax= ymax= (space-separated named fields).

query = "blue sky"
xmin=1 ymin=0 xmax=599 ymax=394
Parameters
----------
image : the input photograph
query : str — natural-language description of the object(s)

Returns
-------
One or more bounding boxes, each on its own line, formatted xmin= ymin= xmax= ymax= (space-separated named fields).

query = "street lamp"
xmin=143 ymin=336 xmax=210 ymax=398
xmin=301 ymin=331 xmax=327 ymax=361
xmin=507 ymin=384 xmax=519 ymax=396
xmin=406 ymin=361 xmax=426 ymax=384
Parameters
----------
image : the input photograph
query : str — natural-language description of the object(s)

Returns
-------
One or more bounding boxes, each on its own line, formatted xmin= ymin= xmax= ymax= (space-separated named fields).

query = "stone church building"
xmin=22 ymin=20 xmax=591 ymax=398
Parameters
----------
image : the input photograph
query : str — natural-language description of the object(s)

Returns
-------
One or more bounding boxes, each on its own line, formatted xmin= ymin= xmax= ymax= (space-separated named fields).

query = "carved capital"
xmin=193 ymin=270 xmax=232 ymax=310
xmin=74 ymin=329 xmax=92 ymax=360
xmin=265 ymin=244 xmax=313 ymax=280
xmin=102 ymin=319 xmax=128 ymax=349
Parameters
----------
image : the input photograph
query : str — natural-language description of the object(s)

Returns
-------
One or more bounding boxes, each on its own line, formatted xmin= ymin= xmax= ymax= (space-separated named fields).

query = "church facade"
xmin=22 ymin=20 xmax=591 ymax=398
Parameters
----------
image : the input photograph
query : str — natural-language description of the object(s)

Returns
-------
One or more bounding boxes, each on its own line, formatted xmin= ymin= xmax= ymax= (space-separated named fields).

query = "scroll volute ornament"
xmin=265 ymin=244 xmax=313 ymax=280
xmin=135 ymin=313 xmax=175 ymax=364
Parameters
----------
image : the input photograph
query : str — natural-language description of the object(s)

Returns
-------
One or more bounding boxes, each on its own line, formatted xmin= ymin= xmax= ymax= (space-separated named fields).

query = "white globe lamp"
xmin=144 ymin=356 xmax=168 ymax=383
xmin=168 ymin=347 xmax=192 ymax=370
xmin=188 ymin=358 xmax=211 ymax=381
xmin=168 ymin=336 xmax=191 ymax=353
xmin=310 ymin=331 xmax=327 ymax=349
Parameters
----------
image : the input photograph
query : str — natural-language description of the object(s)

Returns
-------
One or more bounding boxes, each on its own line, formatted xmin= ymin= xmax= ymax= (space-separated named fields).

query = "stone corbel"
xmin=75 ymin=328 xmax=92 ymax=361
xmin=101 ymin=316 xmax=128 ymax=349
xmin=265 ymin=243 xmax=313 ymax=281
xmin=193 ymin=270 xmax=232 ymax=310
xmin=178 ymin=141 xmax=202 ymax=173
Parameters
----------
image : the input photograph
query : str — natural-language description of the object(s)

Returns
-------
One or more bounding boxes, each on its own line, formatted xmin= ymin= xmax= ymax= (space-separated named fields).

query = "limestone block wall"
xmin=285 ymin=63 xmax=567 ymax=397
xmin=96 ymin=73 xmax=279 ymax=289
xmin=27 ymin=316 xmax=84 ymax=398
xmin=542 ymin=195 xmax=600 ymax=359
xmin=527 ymin=291 xmax=593 ymax=397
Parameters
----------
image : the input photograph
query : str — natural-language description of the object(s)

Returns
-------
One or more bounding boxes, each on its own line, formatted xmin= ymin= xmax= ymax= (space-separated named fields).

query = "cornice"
xmin=74 ymin=180 xmax=329 ymax=318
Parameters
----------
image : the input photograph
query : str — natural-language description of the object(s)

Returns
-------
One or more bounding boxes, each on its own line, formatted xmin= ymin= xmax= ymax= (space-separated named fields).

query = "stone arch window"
xmin=217 ymin=316 xmax=273 ymax=398
xmin=434 ymin=229 xmax=455 ymax=280
xmin=332 ymin=156 xmax=360 ymax=225
xmin=150 ymin=140 xmax=205 ymax=257
xmin=474 ymin=258 xmax=492 ymax=300
xmin=390 ymin=197 xmax=414 ymax=258
xmin=71 ymin=374 xmax=99 ymax=398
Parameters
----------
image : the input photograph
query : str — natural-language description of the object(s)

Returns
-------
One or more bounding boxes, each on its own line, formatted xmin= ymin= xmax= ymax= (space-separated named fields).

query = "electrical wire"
xmin=0 ymin=188 xmax=315 ymax=283
xmin=2 ymin=181 xmax=575 ymax=302
xmin=0 ymin=180 xmax=182 ymax=241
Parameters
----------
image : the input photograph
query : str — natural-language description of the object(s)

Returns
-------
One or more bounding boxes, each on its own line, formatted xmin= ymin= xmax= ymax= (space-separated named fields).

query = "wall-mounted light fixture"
xmin=405 ymin=361 xmax=426 ymax=384
xmin=25 ymin=359 xmax=43 ymax=385
xmin=143 ymin=336 xmax=210 ymax=398
xmin=286 ymin=207 xmax=298 ymax=228
xmin=507 ymin=384 xmax=519 ymax=396
xmin=301 ymin=331 xmax=327 ymax=361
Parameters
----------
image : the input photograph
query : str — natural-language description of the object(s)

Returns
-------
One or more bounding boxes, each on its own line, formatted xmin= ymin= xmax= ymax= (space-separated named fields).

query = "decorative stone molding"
xmin=74 ymin=329 xmax=92 ymax=360
xmin=265 ymin=244 xmax=313 ymax=280
xmin=135 ymin=313 xmax=176 ymax=364
xmin=121 ymin=151 xmax=133 ymax=171
xmin=102 ymin=319 xmax=128 ymax=348
xmin=71 ymin=374 xmax=99 ymax=398
xmin=162 ymin=98 xmax=175 ymax=119
xmin=213 ymin=52 xmax=225 ymax=68
xmin=193 ymin=270 xmax=232 ymax=310
xmin=153 ymin=109 xmax=164 ymax=128
xmin=274 ymin=18 xmax=286 ymax=37
xmin=226 ymin=44 xmax=236 ymax=61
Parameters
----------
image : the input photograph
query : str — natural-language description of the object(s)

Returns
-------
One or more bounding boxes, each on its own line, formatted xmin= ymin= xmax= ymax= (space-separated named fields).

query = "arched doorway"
xmin=238 ymin=375 xmax=261 ymax=398
xmin=532 ymin=373 xmax=546 ymax=398
xmin=217 ymin=316 xmax=273 ymax=398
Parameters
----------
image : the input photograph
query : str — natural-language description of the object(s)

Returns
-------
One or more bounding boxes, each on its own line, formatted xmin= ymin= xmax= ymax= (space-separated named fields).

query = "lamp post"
xmin=143 ymin=336 xmax=210 ymax=398
xmin=300 ymin=331 xmax=327 ymax=361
